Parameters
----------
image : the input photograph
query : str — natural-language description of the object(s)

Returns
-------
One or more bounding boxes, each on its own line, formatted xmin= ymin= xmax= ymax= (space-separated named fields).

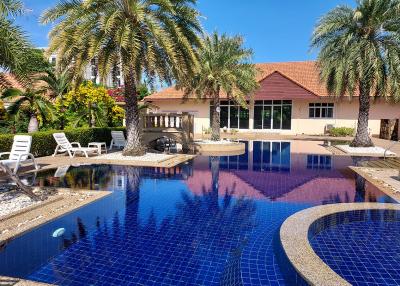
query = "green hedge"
xmin=328 ymin=127 xmax=355 ymax=137
xmin=0 ymin=127 xmax=126 ymax=157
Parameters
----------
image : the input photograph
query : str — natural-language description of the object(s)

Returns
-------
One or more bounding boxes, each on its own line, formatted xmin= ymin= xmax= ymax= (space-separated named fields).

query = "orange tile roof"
xmin=146 ymin=61 xmax=330 ymax=101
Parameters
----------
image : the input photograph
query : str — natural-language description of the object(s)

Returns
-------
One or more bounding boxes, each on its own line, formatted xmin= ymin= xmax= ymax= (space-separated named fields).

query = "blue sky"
xmin=16 ymin=0 xmax=355 ymax=63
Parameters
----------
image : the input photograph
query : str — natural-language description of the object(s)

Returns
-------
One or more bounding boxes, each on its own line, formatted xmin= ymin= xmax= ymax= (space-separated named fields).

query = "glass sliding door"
xmin=253 ymin=100 xmax=292 ymax=130
xmin=239 ymin=107 xmax=249 ymax=129
xmin=263 ymin=106 xmax=272 ymax=129
xmin=254 ymin=105 xmax=263 ymax=129
xmin=272 ymin=106 xmax=282 ymax=129
xmin=229 ymin=106 xmax=239 ymax=128
xmin=220 ymin=106 xmax=229 ymax=128
xmin=210 ymin=101 xmax=250 ymax=130
xmin=282 ymin=105 xmax=292 ymax=130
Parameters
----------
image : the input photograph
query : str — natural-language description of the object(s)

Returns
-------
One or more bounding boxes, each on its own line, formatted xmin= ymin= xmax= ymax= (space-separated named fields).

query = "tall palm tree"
xmin=184 ymin=32 xmax=259 ymax=141
xmin=311 ymin=0 xmax=400 ymax=147
xmin=1 ymin=88 xmax=54 ymax=132
xmin=41 ymin=0 xmax=203 ymax=156
xmin=0 ymin=0 xmax=31 ymax=73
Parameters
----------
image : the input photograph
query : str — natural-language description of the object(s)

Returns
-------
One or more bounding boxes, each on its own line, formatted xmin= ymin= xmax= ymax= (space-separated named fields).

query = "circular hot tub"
xmin=280 ymin=203 xmax=400 ymax=286
xmin=309 ymin=209 xmax=400 ymax=286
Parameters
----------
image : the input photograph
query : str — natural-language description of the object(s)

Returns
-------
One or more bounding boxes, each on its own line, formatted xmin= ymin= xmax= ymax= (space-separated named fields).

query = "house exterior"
xmin=144 ymin=61 xmax=400 ymax=135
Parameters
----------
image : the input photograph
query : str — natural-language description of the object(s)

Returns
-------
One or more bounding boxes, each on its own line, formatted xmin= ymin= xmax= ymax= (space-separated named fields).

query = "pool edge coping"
xmin=280 ymin=203 xmax=400 ymax=286
xmin=0 ymin=189 xmax=111 ymax=245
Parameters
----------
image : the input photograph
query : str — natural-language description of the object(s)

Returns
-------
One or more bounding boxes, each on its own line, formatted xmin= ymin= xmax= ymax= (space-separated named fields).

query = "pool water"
xmin=0 ymin=141 xmax=394 ymax=285
xmin=310 ymin=210 xmax=400 ymax=286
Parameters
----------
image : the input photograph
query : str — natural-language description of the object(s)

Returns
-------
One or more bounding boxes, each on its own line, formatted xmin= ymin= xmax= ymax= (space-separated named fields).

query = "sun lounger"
xmin=52 ymin=133 xmax=99 ymax=158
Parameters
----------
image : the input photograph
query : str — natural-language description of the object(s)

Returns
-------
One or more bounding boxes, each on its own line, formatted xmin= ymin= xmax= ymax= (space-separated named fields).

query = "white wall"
xmin=150 ymin=98 xmax=400 ymax=135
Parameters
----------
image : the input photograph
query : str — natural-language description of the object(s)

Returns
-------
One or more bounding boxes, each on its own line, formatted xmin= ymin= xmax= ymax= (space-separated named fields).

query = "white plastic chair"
xmin=109 ymin=131 xmax=126 ymax=150
xmin=0 ymin=135 xmax=39 ymax=173
xmin=52 ymin=133 xmax=99 ymax=158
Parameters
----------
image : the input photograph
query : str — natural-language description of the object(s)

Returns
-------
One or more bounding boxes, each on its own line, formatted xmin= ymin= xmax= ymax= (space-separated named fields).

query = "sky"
xmin=15 ymin=0 xmax=355 ymax=63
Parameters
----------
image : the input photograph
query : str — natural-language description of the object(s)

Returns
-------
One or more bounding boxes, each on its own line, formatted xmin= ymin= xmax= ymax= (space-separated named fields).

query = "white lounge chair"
xmin=109 ymin=131 xmax=126 ymax=150
xmin=52 ymin=133 xmax=99 ymax=158
xmin=0 ymin=135 xmax=39 ymax=173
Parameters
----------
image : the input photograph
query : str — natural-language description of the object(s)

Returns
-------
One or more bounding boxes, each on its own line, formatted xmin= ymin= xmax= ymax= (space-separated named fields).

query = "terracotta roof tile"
xmin=146 ymin=61 xmax=330 ymax=101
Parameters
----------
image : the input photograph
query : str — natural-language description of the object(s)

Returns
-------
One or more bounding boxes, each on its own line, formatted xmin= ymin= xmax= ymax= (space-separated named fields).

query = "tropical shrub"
xmin=0 ymin=127 xmax=126 ymax=157
xmin=329 ymin=127 xmax=354 ymax=137
xmin=58 ymin=81 xmax=124 ymax=128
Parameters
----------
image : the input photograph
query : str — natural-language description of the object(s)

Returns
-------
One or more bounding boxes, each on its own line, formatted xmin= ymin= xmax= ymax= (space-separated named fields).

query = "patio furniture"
xmin=88 ymin=142 xmax=107 ymax=154
xmin=52 ymin=133 xmax=99 ymax=158
xmin=109 ymin=131 xmax=126 ymax=150
xmin=54 ymin=165 xmax=70 ymax=178
xmin=0 ymin=135 xmax=39 ymax=174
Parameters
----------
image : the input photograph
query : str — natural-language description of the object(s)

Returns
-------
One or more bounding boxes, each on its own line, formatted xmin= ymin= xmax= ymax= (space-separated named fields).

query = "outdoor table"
xmin=88 ymin=142 xmax=108 ymax=155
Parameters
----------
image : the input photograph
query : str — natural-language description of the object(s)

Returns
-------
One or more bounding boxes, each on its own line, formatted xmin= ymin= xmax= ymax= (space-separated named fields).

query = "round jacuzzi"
xmin=280 ymin=203 xmax=400 ymax=286
xmin=309 ymin=209 xmax=400 ymax=286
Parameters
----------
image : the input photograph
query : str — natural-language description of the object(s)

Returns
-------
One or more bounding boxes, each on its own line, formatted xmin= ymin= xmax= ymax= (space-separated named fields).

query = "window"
xmin=253 ymin=100 xmax=292 ymax=130
xmin=309 ymin=103 xmax=334 ymax=118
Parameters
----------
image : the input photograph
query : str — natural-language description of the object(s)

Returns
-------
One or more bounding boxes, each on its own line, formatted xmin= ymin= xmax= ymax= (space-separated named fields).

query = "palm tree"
xmin=0 ymin=0 xmax=31 ymax=73
xmin=37 ymin=70 xmax=71 ymax=129
xmin=1 ymin=88 xmax=54 ymax=132
xmin=184 ymin=32 xmax=258 ymax=141
xmin=41 ymin=0 xmax=203 ymax=156
xmin=311 ymin=0 xmax=400 ymax=147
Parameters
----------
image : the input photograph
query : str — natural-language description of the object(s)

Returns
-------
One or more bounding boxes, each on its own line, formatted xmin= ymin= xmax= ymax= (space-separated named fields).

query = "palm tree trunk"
xmin=211 ymin=90 xmax=221 ymax=141
xmin=123 ymin=68 xmax=145 ymax=156
xmin=0 ymin=163 xmax=41 ymax=201
xmin=350 ymin=82 xmax=374 ymax=147
xmin=210 ymin=156 xmax=220 ymax=212
xmin=28 ymin=115 xmax=39 ymax=133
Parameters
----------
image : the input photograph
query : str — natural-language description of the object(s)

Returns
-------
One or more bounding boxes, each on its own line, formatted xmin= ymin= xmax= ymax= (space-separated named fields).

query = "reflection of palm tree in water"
xmin=210 ymin=156 xmax=220 ymax=211
xmin=63 ymin=165 xmax=113 ymax=190
xmin=48 ymin=163 xmax=256 ymax=285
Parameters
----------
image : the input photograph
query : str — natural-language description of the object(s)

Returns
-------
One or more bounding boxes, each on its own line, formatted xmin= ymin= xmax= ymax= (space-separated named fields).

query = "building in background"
xmin=45 ymin=48 xmax=124 ymax=88
xmin=144 ymin=61 xmax=400 ymax=135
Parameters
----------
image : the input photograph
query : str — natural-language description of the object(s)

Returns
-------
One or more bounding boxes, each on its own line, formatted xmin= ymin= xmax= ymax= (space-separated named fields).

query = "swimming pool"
xmin=0 ymin=141 xmax=394 ymax=285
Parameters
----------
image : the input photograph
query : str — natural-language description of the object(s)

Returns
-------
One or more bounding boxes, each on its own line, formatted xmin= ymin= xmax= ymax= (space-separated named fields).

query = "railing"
xmin=384 ymin=140 xmax=400 ymax=159
xmin=143 ymin=113 xmax=183 ymax=129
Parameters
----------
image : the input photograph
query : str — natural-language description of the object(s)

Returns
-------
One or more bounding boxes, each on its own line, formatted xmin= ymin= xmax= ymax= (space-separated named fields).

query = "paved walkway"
xmin=196 ymin=133 xmax=400 ymax=156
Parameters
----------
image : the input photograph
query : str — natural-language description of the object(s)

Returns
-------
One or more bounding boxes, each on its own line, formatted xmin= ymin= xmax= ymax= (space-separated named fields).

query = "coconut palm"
xmin=37 ymin=70 xmax=71 ymax=129
xmin=41 ymin=0 xmax=203 ymax=156
xmin=184 ymin=32 xmax=258 ymax=141
xmin=311 ymin=0 xmax=400 ymax=147
xmin=1 ymin=88 xmax=54 ymax=132
xmin=0 ymin=0 xmax=23 ymax=16
xmin=0 ymin=0 xmax=31 ymax=73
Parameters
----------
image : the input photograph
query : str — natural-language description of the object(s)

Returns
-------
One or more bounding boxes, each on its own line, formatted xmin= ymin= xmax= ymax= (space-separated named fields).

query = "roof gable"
xmin=254 ymin=71 xmax=318 ymax=100
xmin=145 ymin=61 xmax=329 ymax=101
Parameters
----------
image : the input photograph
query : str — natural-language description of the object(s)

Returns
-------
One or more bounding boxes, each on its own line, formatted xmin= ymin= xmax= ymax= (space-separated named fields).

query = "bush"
xmin=328 ymin=127 xmax=354 ymax=137
xmin=0 ymin=127 xmax=126 ymax=157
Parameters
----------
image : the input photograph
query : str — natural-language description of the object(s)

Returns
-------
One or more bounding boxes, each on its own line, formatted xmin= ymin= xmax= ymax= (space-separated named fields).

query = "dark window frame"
xmin=309 ymin=103 xmax=334 ymax=118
